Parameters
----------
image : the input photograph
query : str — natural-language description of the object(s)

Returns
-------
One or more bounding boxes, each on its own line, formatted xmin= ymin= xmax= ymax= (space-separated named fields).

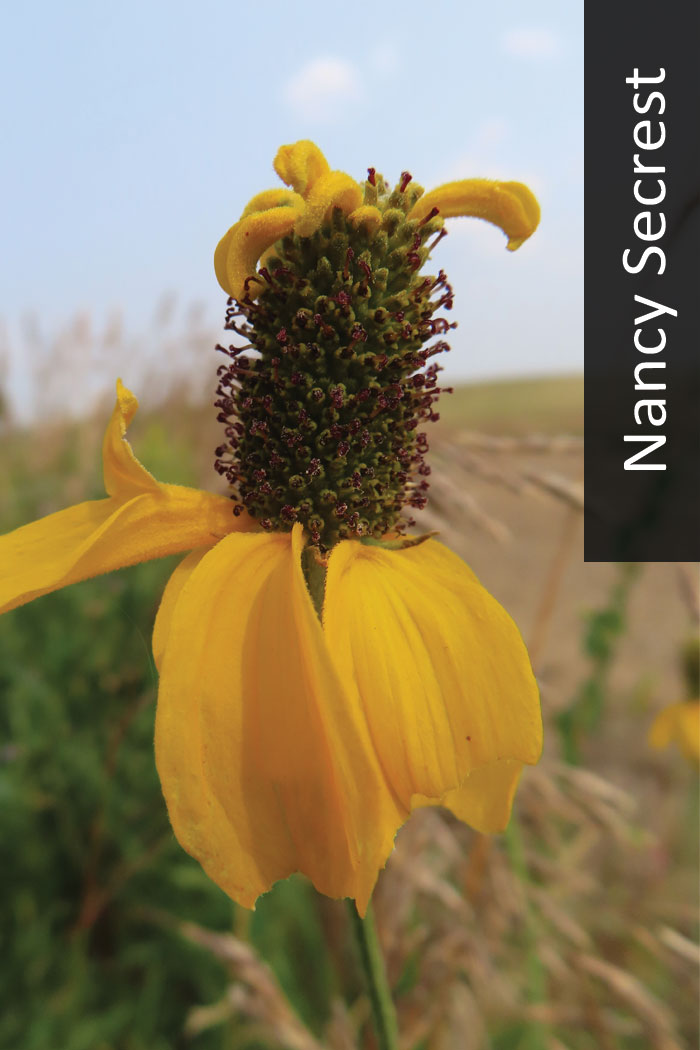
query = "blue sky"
xmin=1 ymin=0 xmax=582 ymax=417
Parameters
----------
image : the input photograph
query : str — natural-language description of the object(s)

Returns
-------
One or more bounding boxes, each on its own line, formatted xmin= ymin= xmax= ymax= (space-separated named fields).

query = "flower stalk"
xmin=347 ymin=899 xmax=400 ymax=1050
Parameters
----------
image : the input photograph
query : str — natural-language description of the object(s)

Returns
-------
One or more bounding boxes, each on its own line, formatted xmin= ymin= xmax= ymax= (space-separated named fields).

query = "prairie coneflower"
xmin=649 ymin=638 xmax=700 ymax=766
xmin=0 ymin=140 xmax=542 ymax=914
xmin=648 ymin=700 xmax=700 ymax=765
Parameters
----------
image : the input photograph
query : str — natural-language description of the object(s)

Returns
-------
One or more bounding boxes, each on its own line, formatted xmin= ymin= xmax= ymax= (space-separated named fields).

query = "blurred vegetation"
xmin=557 ymin=563 xmax=642 ymax=764
xmin=0 ymin=380 xmax=697 ymax=1050
xmin=0 ymin=418 xmax=342 ymax=1050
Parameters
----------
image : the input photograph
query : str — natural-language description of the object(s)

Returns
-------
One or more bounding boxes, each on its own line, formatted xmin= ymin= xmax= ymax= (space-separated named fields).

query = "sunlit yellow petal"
xmin=349 ymin=205 xmax=383 ymax=233
xmin=156 ymin=525 xmax=402 ymax=913
xmin=241 ymin=188 xmax=305 ymax=218
xmin=214 ymin=206 xmax=302 ymax=301
xmin=409 ymin=178 xmax=540 ymax=250
xmin=273 ymin=140 xmax=331 ymax=197
xmin=413 ymin=760 xmax=523 ymax=833
xmin=294 ymin=172 xmax=364 ymax=238
xmin=324 ymin=538 xmax=541 ymax=811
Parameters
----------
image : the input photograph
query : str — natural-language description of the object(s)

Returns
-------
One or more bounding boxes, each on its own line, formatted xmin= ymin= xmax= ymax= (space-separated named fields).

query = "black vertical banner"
xmin=585 ymin=0 xmax=700 ymax=561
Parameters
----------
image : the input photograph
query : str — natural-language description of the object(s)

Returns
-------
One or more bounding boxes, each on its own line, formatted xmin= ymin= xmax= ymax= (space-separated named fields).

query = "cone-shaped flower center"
xmin=214 ymin=170 xmax=453 ymax=550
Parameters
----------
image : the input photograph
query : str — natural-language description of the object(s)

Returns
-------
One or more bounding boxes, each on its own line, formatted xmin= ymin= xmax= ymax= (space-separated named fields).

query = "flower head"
xmin=212 ymin=140 xmax=539 ymax=550
xmin=648 ymin=700 xmax=700 ymax=766
xmin=648 ymin=638 xmax=700 ymax=767
xmin=1 ymin=141 xmax=542 ymax=913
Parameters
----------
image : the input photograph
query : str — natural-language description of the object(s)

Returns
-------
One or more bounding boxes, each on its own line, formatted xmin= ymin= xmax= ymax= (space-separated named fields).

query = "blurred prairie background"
xmin=1 ymin=1 xmax=698 ymax=1049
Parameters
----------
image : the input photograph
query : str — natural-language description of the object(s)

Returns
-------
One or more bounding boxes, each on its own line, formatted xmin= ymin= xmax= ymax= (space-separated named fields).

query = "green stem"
xmin=347 ymin=899 xmax=400 ymax=1050
xmin=504 ymin=816 xmax=547 ymax=1050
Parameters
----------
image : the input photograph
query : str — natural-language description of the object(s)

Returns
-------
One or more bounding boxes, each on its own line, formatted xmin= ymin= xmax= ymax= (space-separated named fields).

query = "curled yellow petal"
xmin=214 ymin=206 xmax=302 ymax=301
xmin=103 ymin=379 xmax=158 ymax=496
xmin=349 ymin=205 xmax=383 ymax=233
xmin=294 ymin=171 xmax=364 ymax=238
xmin=323 ymin=538 xmax=541 ymax=812
xmin=156 ymin=525 xmax=402 ymax=913
xmin=409 ymin=178 xmax=540 ymax=251
xmin=0 ymin=383 xmax=250 ymax=616
xmin=213 ymin=224 xmax=236 ymax=296
xmin=273 ymin=140 xmax=330 ymax=197
xmin=241 ymin=188 xmax=305 ymax=218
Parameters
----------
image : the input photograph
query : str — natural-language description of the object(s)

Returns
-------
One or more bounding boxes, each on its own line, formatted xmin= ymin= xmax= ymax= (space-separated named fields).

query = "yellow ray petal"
xmin=103 ymin=379 xmax=159 ymax=496
xmin=215 ymin=187 xmax=304 ymax=294
xmin=649 ymin=700 xmax=700 ymax=764
xmin=152 ymin=548 xmax=209 ymax=673
xmin=0 ymin=484 xmax=242 ymax=616
xmin=413 ymin=760 xmax=523 ymax=833
xmin=648 ymin=704 xmax=676 ymax=750
xmin=408 ymin=178 xmax=540 ymax=251
xmin=214 ymin=206 xmax=302 ymax=301
xmin=155 ymin=539 xmax=272 ymax=907
xmin=0 ymin=382 xmax=250 ymax=615
xmin=156 ymin=525 xmax=402 ymax=913
xmin=241 ymin=188 xmax=305 ymax=218
xmin=273 ymin=140 xmax=331 ymax=197
xmin=213 ymin=223 xmax=236 ymax=294
xmin=323 ymin=538 xmax=541 ymax=812
xmin=294 ymin=171 xmax=364 ymax=238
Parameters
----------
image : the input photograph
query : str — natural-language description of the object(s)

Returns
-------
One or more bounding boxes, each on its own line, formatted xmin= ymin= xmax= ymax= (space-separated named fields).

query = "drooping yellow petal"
xmin=214 ymin=206 xmax=302 ymax=301
xmin=0 ymin=383 xmax=250 ymax=615
xmin=152 ymin=548 xmax=209 ymax=673
xmin=349 ymin=205 xmax=383 ymax=234
xmin=155 ymin=525 xmax=403 ymax=913
xmin=408 ymin=178 xmax=540 ymax=251
xmin=241 ymin=188 xmax=305 ymax=218
xmin=294 ymin=171 xmax=364 ymax=238
xmin=323 ymin=538 xmax=541 ymax=812
xmin=273 ymin=140 xmax=331 ymax=197
xmin=413 ymin=760 xmax=523 ymax=833
xmin=649 ymin=700 xmax=700 ymax=765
